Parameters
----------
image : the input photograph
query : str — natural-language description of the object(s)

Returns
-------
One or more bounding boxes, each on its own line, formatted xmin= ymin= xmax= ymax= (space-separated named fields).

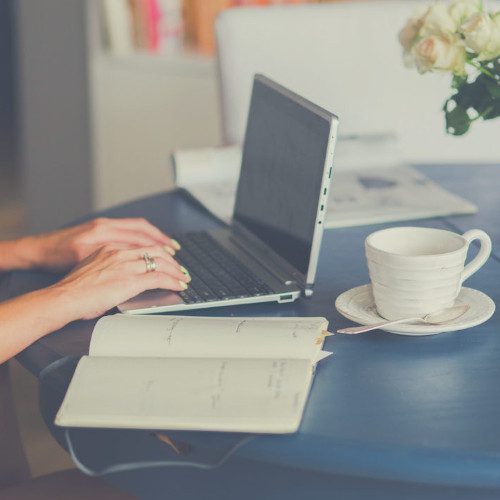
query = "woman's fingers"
xmin=132 ymin=248 xmax=190 ymax=285
xmin=82 ymin=245 xmax=190 ymax=286
xmin=80 ymin=225 xmax=168 ymax=251
xmin=34 ymin=218 xmax=182 ymax=271
xmin=53 ymin=244 xmax=192 ymax=321
xmin=90 ymin=218 xmax=181 ymax=252
xmin=140 ymin=268 xmax=189 ymax=293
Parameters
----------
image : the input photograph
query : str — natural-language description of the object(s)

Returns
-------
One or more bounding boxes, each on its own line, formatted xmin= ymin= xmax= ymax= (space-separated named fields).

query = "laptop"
xmin=118 ymin=74 xmax=339 ymax=314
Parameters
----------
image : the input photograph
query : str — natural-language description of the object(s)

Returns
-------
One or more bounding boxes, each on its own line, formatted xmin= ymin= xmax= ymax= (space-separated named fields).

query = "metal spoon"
xmin=337 ymin=304 xmax=470 ymax=334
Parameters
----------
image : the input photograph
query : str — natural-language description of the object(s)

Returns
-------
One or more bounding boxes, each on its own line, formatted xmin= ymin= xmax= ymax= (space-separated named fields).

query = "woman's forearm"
xmin=0 ymin=286 xmax=75 ymax=364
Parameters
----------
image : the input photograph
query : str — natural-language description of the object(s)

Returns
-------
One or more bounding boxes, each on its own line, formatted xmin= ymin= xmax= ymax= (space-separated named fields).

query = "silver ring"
xmin=143 ymin=252 xmax=156 ymax=273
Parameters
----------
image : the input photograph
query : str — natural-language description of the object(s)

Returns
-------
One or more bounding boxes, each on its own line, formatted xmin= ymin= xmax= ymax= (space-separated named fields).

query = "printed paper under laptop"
xmin=118 ymin=74 xmax=339 ymax=314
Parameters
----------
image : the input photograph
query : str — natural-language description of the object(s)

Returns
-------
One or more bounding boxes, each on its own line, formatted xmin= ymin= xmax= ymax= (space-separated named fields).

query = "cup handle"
xmin=461 ymin=229 xmax=492 ymax=284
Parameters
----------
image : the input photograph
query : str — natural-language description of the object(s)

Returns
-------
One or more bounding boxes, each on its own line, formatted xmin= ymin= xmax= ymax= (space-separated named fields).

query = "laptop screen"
xmin=233 ymin=75 xmax=333 ymax=276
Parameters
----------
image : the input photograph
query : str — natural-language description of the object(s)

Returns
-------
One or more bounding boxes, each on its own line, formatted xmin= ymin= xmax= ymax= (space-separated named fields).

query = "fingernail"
xmin=171 ymin=239 xmax=181 ymax=250
xmin=180 ymin=266 xmax=191 ymax=280
xmin=179 ymin=280 xmax=188 ymax=290
xmin=165 ymin=246 xmax=176 ymax=256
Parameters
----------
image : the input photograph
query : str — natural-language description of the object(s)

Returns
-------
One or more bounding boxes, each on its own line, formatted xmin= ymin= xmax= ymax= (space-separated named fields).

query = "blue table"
xmin=6 ymin=164 xmax=500 ymax=500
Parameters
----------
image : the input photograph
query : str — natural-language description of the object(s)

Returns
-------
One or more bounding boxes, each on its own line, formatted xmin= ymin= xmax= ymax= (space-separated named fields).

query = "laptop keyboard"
xmin=172 ymin=232 xmax=274 ymax=304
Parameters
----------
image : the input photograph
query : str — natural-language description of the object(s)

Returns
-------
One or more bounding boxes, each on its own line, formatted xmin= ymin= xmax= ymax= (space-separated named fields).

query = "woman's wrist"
xmin=45 ymin=280 xmax=91 ymax=324
xmin=36 ymin=284 xmax=83 ymax=328
xmin=0 ymin=236 xmax=46 ymax=271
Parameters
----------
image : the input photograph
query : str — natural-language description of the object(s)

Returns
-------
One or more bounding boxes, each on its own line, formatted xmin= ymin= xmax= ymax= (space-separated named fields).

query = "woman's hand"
xmin=3 ymin=217 xmax=181 ymax=272
xmin=0 ymin=244 xmax=190 ymax=362
xmin=50 ymin=244 xmax=189 ymax=321
xmin=32 ymin=217 xmax=182 ymax=271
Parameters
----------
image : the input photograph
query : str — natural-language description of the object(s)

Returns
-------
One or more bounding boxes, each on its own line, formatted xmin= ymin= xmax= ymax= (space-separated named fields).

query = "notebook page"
xmin=89 ymin=315 xmax=329 ymax=361
xmin=55 ymin=356 xmax=314 ymax=433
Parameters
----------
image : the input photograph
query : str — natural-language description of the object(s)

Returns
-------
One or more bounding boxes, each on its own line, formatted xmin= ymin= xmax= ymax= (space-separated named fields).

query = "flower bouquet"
xmin=399 ymin=0 xmax=500 ymax=135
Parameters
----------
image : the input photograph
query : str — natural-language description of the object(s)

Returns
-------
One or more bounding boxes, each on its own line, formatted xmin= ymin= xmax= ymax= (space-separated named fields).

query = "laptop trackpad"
xmin=118 ymin=289 xmax=184 ymax=313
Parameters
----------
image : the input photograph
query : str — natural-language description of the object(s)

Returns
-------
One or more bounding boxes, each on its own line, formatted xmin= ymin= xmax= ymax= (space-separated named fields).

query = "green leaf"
xmin=454 ymin=78 xmax=488 ymax=110
xmin=444 ymin=99 xmax=471 ymax=135
xmin=482 ymin=99 xmax=500 ymax=120
xmin=453 ymin=76 xmax=500 ymax=118
xmin=483 ymin=77 xmax=500 ymax=98
xmin=451 ymin=74 xmax=468 ymax=90
xmin=443 ymin=62 xmax=500 ymax=134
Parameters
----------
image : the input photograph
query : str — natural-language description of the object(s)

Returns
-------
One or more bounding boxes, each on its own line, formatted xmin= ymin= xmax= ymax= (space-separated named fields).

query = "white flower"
xmin=399 ymin=16 xmax=424 ymax=53
xmin=448 ymin=0 xmax=481 ymax=25
xmin=411 ymin=35 xmax=467 ymax=74
xmin=398 ymin=4 xmax=429 ymax=53
xmin=460 ymin=12 xmax=493 ymax=52
xmin=459 ymin=11 xmax=500 ymax=60
xmin=419 ymin=1 xmax=458 ymax=39
xmin=487 ymin=13 xmax=500 ymax=60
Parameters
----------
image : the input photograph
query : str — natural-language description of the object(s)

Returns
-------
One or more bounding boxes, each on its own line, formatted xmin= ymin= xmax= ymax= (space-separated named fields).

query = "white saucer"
xmin=335 ymin=285 xmax=495 ymax=336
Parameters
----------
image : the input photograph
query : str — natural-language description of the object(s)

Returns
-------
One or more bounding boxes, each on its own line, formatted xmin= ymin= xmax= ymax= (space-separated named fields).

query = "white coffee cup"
xmin=365 ymin=227 xmax=492 ymax=320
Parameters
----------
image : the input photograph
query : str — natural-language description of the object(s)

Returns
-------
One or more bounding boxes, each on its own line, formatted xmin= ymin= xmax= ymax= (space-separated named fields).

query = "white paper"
xmin=326 ymin=164 xmax=477 ymax=228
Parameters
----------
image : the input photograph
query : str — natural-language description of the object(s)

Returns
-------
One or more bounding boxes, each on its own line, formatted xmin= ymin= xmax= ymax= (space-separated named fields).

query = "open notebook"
xmin=55 ymin=315 xmax=332 ymax=434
